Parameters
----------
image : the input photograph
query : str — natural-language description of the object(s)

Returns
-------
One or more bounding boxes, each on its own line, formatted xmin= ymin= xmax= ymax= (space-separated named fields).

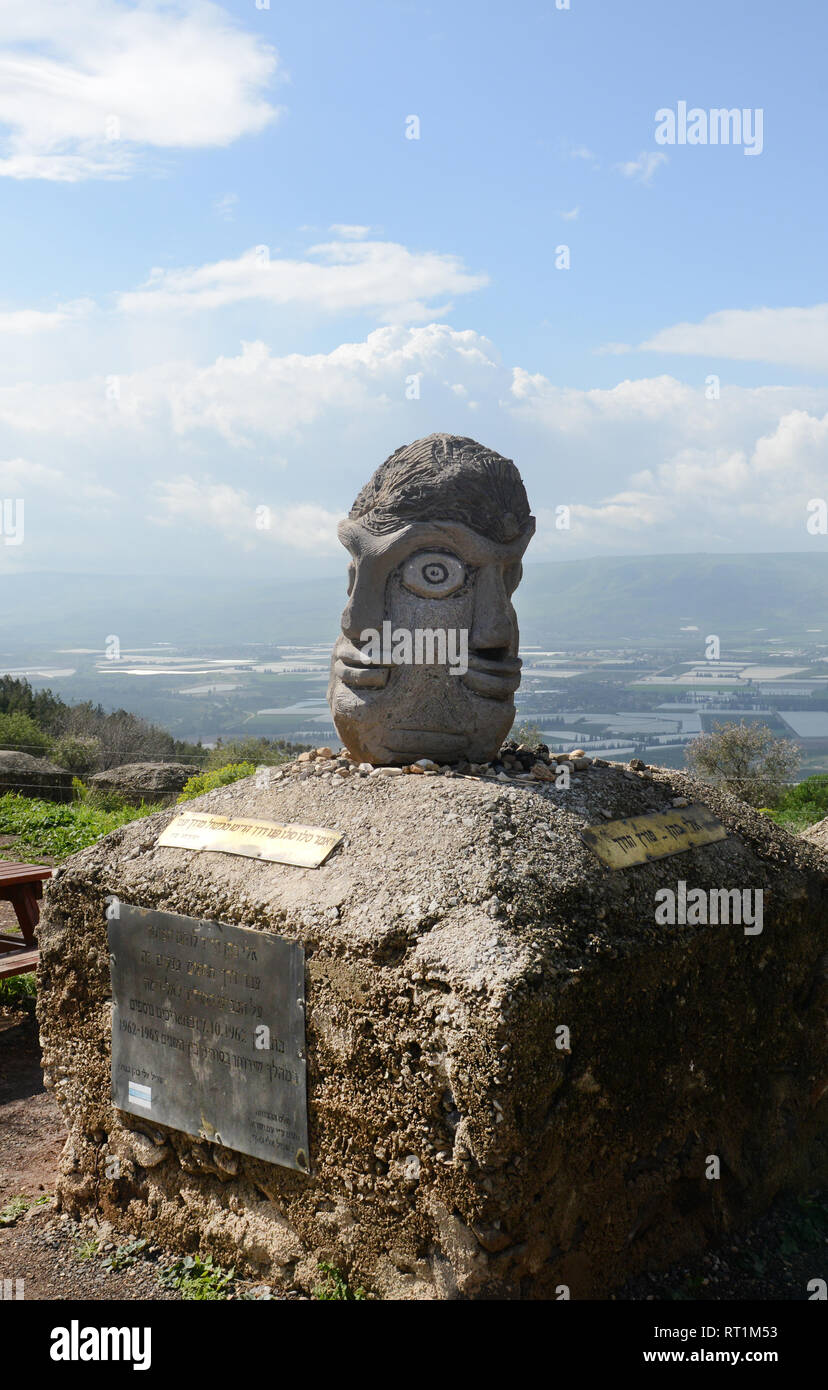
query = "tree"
xmin=0 ymin=710 xmax=51 ymax=757
xmin=51 ymin=734 xmax=103 ymax=775
xmin=685 ymin=721 xmax=800 ymax=807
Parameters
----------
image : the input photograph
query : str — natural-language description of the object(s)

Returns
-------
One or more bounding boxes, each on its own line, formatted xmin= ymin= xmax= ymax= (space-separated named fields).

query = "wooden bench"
xmin=0 ymin=862 xmax=52 ymax=980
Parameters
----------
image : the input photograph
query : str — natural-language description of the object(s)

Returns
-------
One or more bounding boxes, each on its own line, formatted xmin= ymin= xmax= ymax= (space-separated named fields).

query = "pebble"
xmin=280 ymin=738 xmax=623 ymax=788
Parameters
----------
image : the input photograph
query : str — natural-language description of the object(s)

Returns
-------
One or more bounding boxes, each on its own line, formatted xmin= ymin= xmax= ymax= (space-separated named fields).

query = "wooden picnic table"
xmin=0 ymin=862 xmax=52 ymax=980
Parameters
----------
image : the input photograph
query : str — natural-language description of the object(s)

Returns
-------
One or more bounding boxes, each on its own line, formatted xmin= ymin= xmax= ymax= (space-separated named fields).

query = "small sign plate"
xmin=109 ymin=904 xmax=309 ymax=1172
xmin=581 ymin=804 xmax=727 ymax=869
xmin=156 ymin=811 xmax=342 ymax=868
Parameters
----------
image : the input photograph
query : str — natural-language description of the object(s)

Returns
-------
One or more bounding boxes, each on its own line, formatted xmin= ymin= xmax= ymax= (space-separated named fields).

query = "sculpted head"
xmin=327 ymin=433 xmax=535 ymax=764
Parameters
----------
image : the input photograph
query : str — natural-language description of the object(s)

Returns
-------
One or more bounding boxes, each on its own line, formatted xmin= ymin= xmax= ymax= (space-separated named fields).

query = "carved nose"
xmin=470 ymin=567 xmax=514 ymax=653
xmin=340 ymin=571 xmax=383 ymax=642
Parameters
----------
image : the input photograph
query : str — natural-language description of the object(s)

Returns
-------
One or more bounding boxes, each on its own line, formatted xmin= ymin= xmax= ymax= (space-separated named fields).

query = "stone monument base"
xmin=37 ymin=758 xmax=828 ymax=1299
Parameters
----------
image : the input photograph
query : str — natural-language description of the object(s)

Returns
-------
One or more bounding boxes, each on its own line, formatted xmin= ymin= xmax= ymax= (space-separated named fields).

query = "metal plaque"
xmin=156 ymin=811 xmax=342 ymax=868
xmin=109 ymin=904 xmax=309 ymax=1172
xmin=581 ymin=803 xmax=728 ymax=869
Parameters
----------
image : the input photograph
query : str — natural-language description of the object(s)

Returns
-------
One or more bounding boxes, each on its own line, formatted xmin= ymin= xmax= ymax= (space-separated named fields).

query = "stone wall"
xmin=37 ymin=759 xmax=828 ymax=1298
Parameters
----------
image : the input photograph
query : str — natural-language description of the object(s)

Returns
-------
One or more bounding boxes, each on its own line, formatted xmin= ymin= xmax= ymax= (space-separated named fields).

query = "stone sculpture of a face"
xmin=327 ymin=434 xmax=535 ymax=765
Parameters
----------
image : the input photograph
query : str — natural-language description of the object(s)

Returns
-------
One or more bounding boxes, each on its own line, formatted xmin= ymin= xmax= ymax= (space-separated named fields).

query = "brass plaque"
xmin=581 ymin=804 xmax=727 ymax=869
xmin=157 ymin=811 xmax=342 ymax=867
xmin=109 ymin=905 xmax=309 ymax=1172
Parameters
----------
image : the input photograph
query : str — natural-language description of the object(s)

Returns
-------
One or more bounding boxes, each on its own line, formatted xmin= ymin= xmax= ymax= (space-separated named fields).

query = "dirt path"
xmin=0 ymin=1012 xmax=278 ymax=1300
xmin=0 ymin=1014 xmax=65 ymax=1205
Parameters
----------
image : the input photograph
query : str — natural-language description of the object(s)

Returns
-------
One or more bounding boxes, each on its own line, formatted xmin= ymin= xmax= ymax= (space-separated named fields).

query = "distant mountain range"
xmin=2 ymin=553 xmax=826 ymax=650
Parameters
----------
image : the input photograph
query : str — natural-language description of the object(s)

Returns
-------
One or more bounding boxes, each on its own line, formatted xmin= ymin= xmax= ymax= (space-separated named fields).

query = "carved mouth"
xmin=334 ymin=638 xmax=391 ymax=690
xmin=462 ymin=650 xmax=522 ymax=701
xmin=333 ymin=639 xmax=521 ymax=699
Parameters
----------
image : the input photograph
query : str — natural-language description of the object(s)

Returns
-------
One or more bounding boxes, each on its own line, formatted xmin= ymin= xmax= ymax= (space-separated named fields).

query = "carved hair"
xmin=348 ymin=434 xmax=533 ymax=543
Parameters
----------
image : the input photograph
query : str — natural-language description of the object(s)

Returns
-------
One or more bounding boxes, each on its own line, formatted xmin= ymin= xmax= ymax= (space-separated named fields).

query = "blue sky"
xmin=0 ymin=0 xmax=826 ymax=578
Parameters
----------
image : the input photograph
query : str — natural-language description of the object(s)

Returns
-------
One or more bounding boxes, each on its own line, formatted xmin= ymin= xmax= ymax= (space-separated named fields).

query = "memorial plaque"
xmin=581 ymin=804 xmax=728 ymax=869
xmin=156 ymin=811 xmax=342 ymax=868
xmin=109 ymin=904 xmax=309 ymax=1172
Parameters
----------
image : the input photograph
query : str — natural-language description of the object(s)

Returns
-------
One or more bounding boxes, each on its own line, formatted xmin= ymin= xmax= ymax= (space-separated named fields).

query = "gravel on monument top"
xmin=50 ymin=749 xmax=822 ymax=994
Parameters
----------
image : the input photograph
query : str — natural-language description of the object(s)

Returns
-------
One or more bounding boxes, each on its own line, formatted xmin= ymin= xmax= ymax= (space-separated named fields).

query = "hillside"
xmin=1 ymin=553 xmax=826 ymax=648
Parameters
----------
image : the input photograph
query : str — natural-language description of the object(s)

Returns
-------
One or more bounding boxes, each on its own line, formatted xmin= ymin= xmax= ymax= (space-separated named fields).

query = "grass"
xmin=312 ymin=1260 xmax=367 ymax=1301
xmin=158 ymin=1254 xmax=235 ymax=1300
xmin=0 ymin=791 xmax=161 ymax=861
xmin=0 ymin=1194 xmax=52 ymax=1226
xmin=0 ymin=971 xmax=37 ymax=1014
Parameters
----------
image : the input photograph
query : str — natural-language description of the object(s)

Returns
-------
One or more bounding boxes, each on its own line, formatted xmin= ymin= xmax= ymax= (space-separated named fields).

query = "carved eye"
xmin=401 ymin=551 xmax=466 ymax=599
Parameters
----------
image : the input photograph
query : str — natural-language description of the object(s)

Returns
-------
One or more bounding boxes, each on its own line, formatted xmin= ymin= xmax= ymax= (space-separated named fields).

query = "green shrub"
xmin=312 ymin=1260 xmax=366 ymax=1301
xmin=205 ymin=738 xmax=300 ymax=772
xmin=102 ymin=1238 xmax=148 ymax=1272
xmin=686 ymin=721 xmax=800 ymax=808
xmin=51 ymin=734 xmax=102 ymax=775
xmin=765 ymin=774 xmax=828 ymax=833
xmin=0 ymin=711 xmax=50 ymax=757
xmin=177 ymin=762 xmax=256 ymax=803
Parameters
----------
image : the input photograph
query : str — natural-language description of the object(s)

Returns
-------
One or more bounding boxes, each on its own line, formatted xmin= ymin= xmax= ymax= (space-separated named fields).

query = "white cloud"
xmin=635 ymin=304 xmax=828 ymax=372
xmin=151 ymin=476 xmax=342 ymax=552
xmin=2 ymin=317 xmax=827 ymax=567
xmin=0 ymin=457 xmax=62 ymax=489
xmin=508 ymin=367 xmax=828 ymax=548
xmin=0 ymin=0 xmax=280 ymax=181
xmin=0 ymin=299 xmax=93 ymax=334
xmin=117 ymin=240 xmax=488 ymax=323
xmin=0 ymin=454 xmax=114 ymax=502
xmin=616 ymin=151 xmax=668 ymax=184
xmin=560 ymin=206 xmax=580 ymax=221
xmin=329 ymin=224 xmax=372 ymax=240
xmin=0 ymin=324 xmax=498 ymax=442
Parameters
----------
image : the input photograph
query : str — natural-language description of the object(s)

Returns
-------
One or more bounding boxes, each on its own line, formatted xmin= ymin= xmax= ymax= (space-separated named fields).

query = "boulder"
xmin=801 ymin=815 xmax=828 ymax=854
xmin=37 ymin=760 xmax=828 ymax=1299
xmin=89 ymin=761 xmax=196 ymax=806
xmin=0 ymin=750 xmax=73 ymax=803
